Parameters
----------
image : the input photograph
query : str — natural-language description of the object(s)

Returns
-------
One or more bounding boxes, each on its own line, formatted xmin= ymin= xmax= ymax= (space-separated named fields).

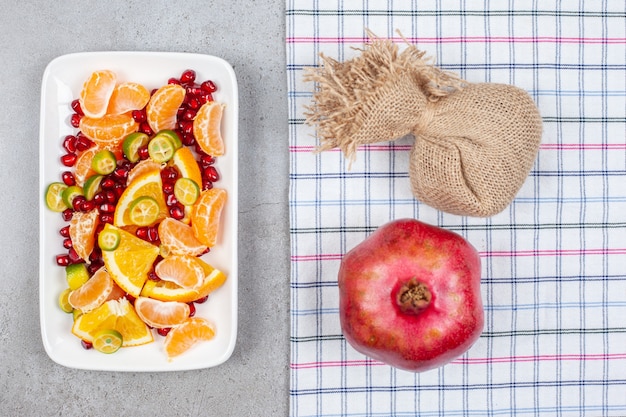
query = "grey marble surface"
xmin=0 ymin=1 xmax=290 ymax=415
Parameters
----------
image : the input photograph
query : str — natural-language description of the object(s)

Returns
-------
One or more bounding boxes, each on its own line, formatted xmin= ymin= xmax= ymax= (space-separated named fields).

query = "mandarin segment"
xmin=79 ymin=113 xmax=139 ymax=147
xmin=107 ymin=82 xmax=151 ymax=115
xmin=68 ymin=267 xmax=114 ymax=313
xmin=69 ymin=209 xmax=100 ymax=263
xmin=134 ymin=296 xmax=190 ymax=329
xmin=191 ymin=188 xmax=227 ymax=247
xmin=146 ymin=84 xmax=186 ymax=133
xmin=163 ymin=317 xmax=215 ymax=360
xmin=154 ymin=255 xmax=206 ymax=289
xmin=79 ymin=70 xmax=117 ymax=118
xmin=158 ymin=217 xmax=208 ymax=257
xmin=193 ymin=101 xmax=225 ymax=156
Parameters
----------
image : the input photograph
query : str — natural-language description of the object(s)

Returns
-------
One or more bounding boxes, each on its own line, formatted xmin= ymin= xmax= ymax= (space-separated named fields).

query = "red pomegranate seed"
xmin=157 ymin=327 xmax=171 ymax=337
xmin=63 ymin=238 xmax=73 ymax=249
xmin=188 ymin=302 xmax=196 ymax=317
xmin=81 ymin=199 xmax=96 ymax=212
xmin=100 ymin=203 xmax=116 ymax=213
xmin=179 ymin=120 xmax=194 ymax=136
xmin=148 ymin=271 xmax=160 ymax=281
xmin=203 ymin=166 xmax=220 ymax=182
xmin=139 ymin=122 xmax=153 ymax=135
xmin=146 ymin=226 xmax=159 ymax=242
xmin=187 ymin=96 xmax=201 ymax=110
xmin=113 ymin=167 xmax=128 ymax=182
xmin=56 ymin=254 xmax=70 ymax=266
xmin=180 ymin=69 xmax=196 ymax=84
xmin=61 ymin=153 xmax=77 ymax=167
xmin=72 ymin=196 xmax=86 ymax=211
xmin=132 ymin=109 xmax=147 ymax=123
xmin=62 ymin=171 xmax=76 ymax=186
xmin=136 ymin=227 xmax=148 ymax=240
xmin=201 ymin=80 xmax=217 ymax=93
xmin=100 ymin=213 xmax=114 ymax=224
xmin=166 ymin=194 xmax=178 ymax=207
xmin=161 ymin=167 xmax=178 ymax=181
xmin=71 ymin=99 xmax=84 ymax=116
xmin=81 ymin=340 xmax=93 ymax=350
xmin=169 ymin=205 xmax=185 ymax=220
xmin=59 ymin=225 xmax=70 ymax=237
xmin=202 ymin=179 xmax=213 ymax=191
xmin=200 ymin=155 xmax=216 ymax=167
xmin=199 ymin=93 xmax=213 ymax=104
xmin=63 ymin=135 xmax=77 ymax=153
xmin=87 ymin=262 xmax=102 ymax=275
xmin=163 ymin=183 xmax=174 ymax=195
xmin=93 ymin=192 xmax=106 ymax=205
xmin=181 ymin=134 xmax=196 ymax=147
xmin=104 ymin=190 xmax=117 ymax=204
xmin=186 ymin=86 xmax=202 ymax=96
xmin=167 ymin=77 xmax=181 ymax=85
xmin=61 ymin=209 xmax=73 ymax=221
xmin=182 ymin=108 xmax=197 ymax=121
xmin=70 ymin=113 xmax=81 ymax=128
xmin=138 ymin=145 xmax=150 ymax=160
xmin=68 ymin=248 xmax=81 ymax=263
xmin=195 ymin=295 xmax=209 ymax=304
xmin=101 ymin=178 xmax=116 ymax=189
xmin=75 ymin=134 xmax=93 ymax=151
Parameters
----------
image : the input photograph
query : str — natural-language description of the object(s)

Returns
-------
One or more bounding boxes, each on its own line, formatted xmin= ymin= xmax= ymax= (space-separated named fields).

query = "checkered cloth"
xmin=286 ymin=1 xmax=626 ymax=416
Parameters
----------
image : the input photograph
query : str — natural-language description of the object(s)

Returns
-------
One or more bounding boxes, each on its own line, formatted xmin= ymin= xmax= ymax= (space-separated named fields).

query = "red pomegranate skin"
xmin=338 ymin=218 xmax=483 ymax=372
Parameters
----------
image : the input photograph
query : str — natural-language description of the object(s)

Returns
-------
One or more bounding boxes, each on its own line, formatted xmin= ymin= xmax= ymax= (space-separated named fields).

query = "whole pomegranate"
xmin=338 ymin=218 xmax=483 ymax=372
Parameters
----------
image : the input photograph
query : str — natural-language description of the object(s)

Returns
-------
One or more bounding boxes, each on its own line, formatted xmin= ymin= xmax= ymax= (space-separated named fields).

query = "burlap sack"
xmin=304 ymin=33 xmax=542 ymax=217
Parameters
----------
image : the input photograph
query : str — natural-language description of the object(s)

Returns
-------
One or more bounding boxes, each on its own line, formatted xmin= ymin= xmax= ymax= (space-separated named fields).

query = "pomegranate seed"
xmin=87 ymin=262 xmax=102 ymax=275
xmin=203 ymin=166 xmax=220 ymax=182
xmin=70 ymin=113 xmax=81 ymax=128
xmin=75 ymin=134 xmax=93 ymax=151
xmin=81 ymin=340 xmax=93 ymax=350
xmin=138 ymin=145 xmax=150 ymax=160
xmin=61 ymin=153 xmax=77 ymax=167
xmin=56 ymin=254 xmax=70 ymax=266
xmin=198 ymin=93 xmax=213 ymax=104
xmin=202 ymin=179 xmax=213 ymax=191
xmin=195 ymin=295 xmax=209 ymax=304
xmin=201 ymin=155 xmax=216 ymax=167
xmin=179 ymin=120 xmax=194 ymax=136
xmin=166 ymin=194 xmax=178 ymax=207
xmin=181 ymin=134 xmax=196 ymax=147
xmin=81 ymin=199 xmax=96 ymax=212
xmin=72 ymin=196 xmax=86 ymax=211
xmin=61 ymin=209 xmax=73 ymax=221
xmin=113 ymin=167 xmax=128 ymax=182
xmin=59 ymin=225 xmax=70 ymax=237
xmin=63 ymin=238 xmax=73 ymax=249
xmin=186 ymin=86 xmax=202 ymax=96
xmin=188 ymin=302 xmax=196 ymax=317
xmin=68 ymin=248 xmax=81 ymax=264
xmin=100 ymin=214 xmax=114 ymax=224
xmin=101 ymin=178 xmax=116 ymax=189
xmin=104 ymin=190 xmax=117 ymax=204
xmin=136 ymin=227 xmax=148 ymax=240
xmin=169 ymin=205 xmax=185 ymax=220
xmin=167 ymin=77 xmax=181 ymax=85
xmin=161 ymin=167 xmax=178 ymax=181
xmin=163 ymin=183 xmax=174 ymax=195
xmin=182 ymin=108 xmax=197 ymax=121
xmin=187 ymin=96 xmax=201 ymax=110
xmin=201 ymin=80 xmax=217 ymax=93
xmin=100 ymin=203 xmax=116 ymax=213
xmin=63 ymin=135 xmax=77 ymax=153
xmin=62 ymin=171 xmax=76 ymax=186
xmin=93 ymin=192 xmax=106 ymax=205
xmin=180 ymin=69 xmax=196 ymax=84
xmin=132 ymin=109 xmax=147 ymax=123
xmin=146 ymin=226 xmax=159 ymax=242
xmin=71 ymin=99 xmax=84 ymax=116
xmin=114 ymin=184 xmax=125 ymax=199
xmin=157 ymin=328 xmax=171 ymax=337
xmin=139 ymin=122 xmax=153 ymax=135
xmin=148 ymin=271 xmax=160 ymax=281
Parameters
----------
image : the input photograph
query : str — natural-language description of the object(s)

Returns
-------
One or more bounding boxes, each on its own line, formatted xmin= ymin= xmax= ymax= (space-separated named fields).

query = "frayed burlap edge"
xmin=303 ymin=30 xmax=465 ymax=164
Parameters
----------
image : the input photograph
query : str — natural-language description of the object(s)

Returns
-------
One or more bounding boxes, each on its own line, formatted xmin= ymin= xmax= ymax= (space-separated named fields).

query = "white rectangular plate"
xmin=39 ymin=52 xmax=238 ymax=371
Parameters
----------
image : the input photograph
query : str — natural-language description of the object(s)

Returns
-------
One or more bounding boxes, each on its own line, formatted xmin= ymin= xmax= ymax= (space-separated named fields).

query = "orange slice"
xmin=172 ymin=147 xmax=203 ymax=187
xmin=72 ymin=298 xmax=153 ymax=347
xmin=114 ymin=169 xmax=168 ymax=227
xmin=79 ymin=113 xmax=139 ymax=148
xmin=141 ymin=259 xmax=226 ymax=303
xmin=134 ymin=296 xmax=190 ymax=329
xmin=126 ymin=159 xmax=164 ymax=185
xmin=100 ymin=223 xmax=160 ymax=297
xmin=158 ymin=217 xmax=208 ymax=257
xmin=193 ymin=101 xmax=225 ymax=156
xmin=190 ymin=187 xmax=227 ymax=247
xmin=69 ymin=209 xmax=100 ymax=263
xmin=154 ymin=255 xmax=205 ymax=289
xmin=79 ymin=70 xmax=117 ymax=118
xmin=163 ymin=317 xmax=215 ymax=359
xmin=107 ymin=82 xmax=150 ymax=115
xmin=68 ymin=267 xmax=114 ymax=313
xmin=145 ymin=84 xmax=185 ymax=133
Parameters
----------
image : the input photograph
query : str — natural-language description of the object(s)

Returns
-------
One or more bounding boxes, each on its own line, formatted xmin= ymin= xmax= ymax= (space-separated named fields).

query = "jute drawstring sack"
xmin=304 ymin=33 xmax=542 ymax=217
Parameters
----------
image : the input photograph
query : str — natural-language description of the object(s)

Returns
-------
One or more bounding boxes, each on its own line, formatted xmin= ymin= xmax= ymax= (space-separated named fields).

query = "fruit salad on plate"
xmin=44 ymin=68 xmax=228 ymax=359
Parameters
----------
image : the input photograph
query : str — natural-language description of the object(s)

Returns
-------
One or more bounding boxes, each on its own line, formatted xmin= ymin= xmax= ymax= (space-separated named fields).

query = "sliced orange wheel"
xmin=193 ymin=101 xmax=225 ymax=156
xmin=72 ymin=298 xmax=153 ymax=347
xmin=69 ymin=209 xmax=100 ymax=263
xmin=114 ymin=169 xmax=167 ymax=227
xmin=158 ymin=217 xmax=208 ymax=257
xmin=107 ymin=82 xmax=150 ymax=115
xmin=145 ymin=84 xmax=185 ymax=133
xmin=79 ymin=70 xmax=117 ymax=118
xmin=191 ymin=187 xmax=227 ymax=247
xmin=100 ymin=223 xmax=160 ymax=297
xmin=68 ymin=267 xmax=114 ymax=313
xmin=134 ymin=296 xmax=190 ymax=329
xmin=141 ymin=259 xmax=226 ymax=303
xmin=163 ymin=317 xmax=215 ymax=359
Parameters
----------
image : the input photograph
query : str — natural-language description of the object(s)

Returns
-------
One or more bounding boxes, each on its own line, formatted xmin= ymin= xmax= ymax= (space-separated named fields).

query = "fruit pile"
xmin=45 ymin=69 xmax=228 ymax=359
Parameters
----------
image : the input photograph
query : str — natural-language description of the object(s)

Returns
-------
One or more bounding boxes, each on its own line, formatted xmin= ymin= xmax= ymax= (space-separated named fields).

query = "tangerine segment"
xmin=79 ymin=113 xmax=139 ymax=147
xmin=72 ymin=298 xmax=153 ymax=347
xmin=134 ymin=296 xmax=190 ymax=329
xmin=172 ymin=147 xmax=203 ymax=187
xmin=114 ymin=169 xmax=168 ymax=227
xmin=68 ymin=267 xmax=114 ymax=313
xmin=193 ymin=101 xmax=225 ymax=156
xmin=191 ymin=188 xmax=227 ymax=247
xmin=126 ymin=159 xmax=164 ymax=186
xmin=154 ymin=255 xmax=205 ymax=289
xmin=141 ymin=260 xmax=226 ymax=303
xmin=107 ymin=82 xmax=150 ymax=115
xmin=158 ymin=217 xmax=208 ymax=257
xmin=163 ymin=317 xmax=215 ymax=359
xmin=79 ymin=70 xmax=117 ymax=118
xmin=100 ymin=223 xmax=160 ymax=297
xmin=69 ymin=209 xmax=100 ymax=263
xmin=146 ymin=84 xmax=185 ymax=133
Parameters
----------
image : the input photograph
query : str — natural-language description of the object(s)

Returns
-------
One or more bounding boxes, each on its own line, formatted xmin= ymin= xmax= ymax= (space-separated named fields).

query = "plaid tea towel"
xmin=287 ymin=1 xmax=626 ymax=416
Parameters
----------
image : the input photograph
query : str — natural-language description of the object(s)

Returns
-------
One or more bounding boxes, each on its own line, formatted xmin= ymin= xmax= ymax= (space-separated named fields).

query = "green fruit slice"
xmin=91 ymin=149 xmax=117 ymax=175
xmin=128 ymin=196 xmax=160 ymax=226
xmin=154 ymin=129 xmax=182 ymax=150
xmin=45 ymin=182 xmax=69 ymax=212
xmin=93 ymin=329 xmax=123 ymax=354
xmin=61 ymin=185 xmax=84 ymax=208
xmin=173 ymin=178 xmax=200 ymax=206
xmin=122 ymin=132 xmax=150 ymax=163
xmin=147 ymin=135 xmax=176 ymax=163
xmin=58 ymin=288 xmax=74 ymax=313
xmin=98 ymin=228 xmax=121 ymax=251
xmin=65 ymin=263 xmax=90 ymax=290
xmin=83 ymin=174 xmax=104 ymax=201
